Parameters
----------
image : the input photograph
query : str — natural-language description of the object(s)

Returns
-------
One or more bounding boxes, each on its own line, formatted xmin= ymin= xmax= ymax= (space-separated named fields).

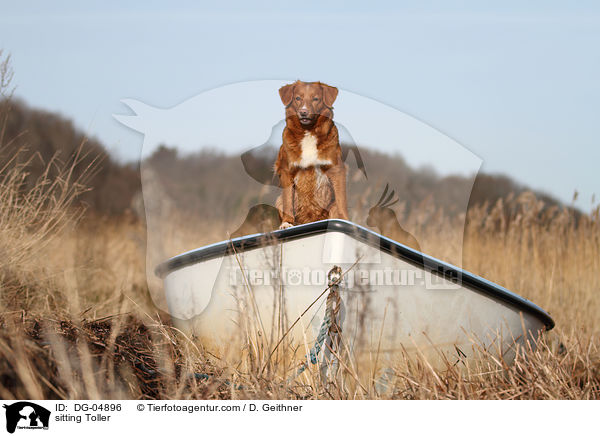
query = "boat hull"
xmin=158 ymin=220 xmax=554 ymax=367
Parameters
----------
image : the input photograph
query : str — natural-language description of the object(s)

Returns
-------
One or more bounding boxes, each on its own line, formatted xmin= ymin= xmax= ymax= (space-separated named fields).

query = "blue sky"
xmin=1 ymin=1 xmax=599 ymax=211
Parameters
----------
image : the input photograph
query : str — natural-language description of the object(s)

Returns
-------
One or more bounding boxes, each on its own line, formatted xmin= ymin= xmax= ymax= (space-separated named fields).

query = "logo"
xmin=2 ymin=402 xmax=50 ymax=433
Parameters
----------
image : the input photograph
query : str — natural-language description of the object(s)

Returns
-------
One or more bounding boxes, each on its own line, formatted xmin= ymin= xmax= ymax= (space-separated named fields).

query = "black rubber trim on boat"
xmin=155 ymin=219 xmax=555 ymax=330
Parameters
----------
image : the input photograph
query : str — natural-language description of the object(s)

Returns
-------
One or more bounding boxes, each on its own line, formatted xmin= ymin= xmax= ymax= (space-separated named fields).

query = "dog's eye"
xmin=313 ymin=97 xmax=319 ymax=101
xmin=295 ymin=96 xmax=301 ymax=101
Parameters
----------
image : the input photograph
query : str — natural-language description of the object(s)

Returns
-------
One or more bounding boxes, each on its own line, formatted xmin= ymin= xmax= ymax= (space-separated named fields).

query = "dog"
xmin=274 ymin=80 xmax=349 ymax=229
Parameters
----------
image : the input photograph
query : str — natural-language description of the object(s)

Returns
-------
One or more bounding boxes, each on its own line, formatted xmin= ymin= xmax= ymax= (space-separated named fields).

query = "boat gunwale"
xmin=155 ymin=219 xmax=555 ymax=330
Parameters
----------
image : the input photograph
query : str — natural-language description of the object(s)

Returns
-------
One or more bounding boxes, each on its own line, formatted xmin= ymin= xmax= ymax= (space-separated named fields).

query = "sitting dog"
xmin=275 ymin=80 xmax=349 ymax=228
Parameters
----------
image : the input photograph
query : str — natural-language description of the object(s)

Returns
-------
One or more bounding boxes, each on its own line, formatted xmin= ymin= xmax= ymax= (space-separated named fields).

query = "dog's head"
xmin=279 ymin=81 xmax=338 ymax=128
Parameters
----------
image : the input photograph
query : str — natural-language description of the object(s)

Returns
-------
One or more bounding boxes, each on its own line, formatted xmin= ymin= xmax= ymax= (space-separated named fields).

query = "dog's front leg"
xmin=279 ymin=184 xmax=295 ymax=229
xmin=326 ymin=162 xmax=349 ymax=220
xmin=275 ymin=147 xmax=295 ymax=229
xmin=276 ymin=169 xmax=295 ymax=228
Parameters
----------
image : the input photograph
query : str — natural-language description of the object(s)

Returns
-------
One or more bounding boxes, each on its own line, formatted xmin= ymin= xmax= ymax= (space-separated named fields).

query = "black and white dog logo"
xmin=2 ymin=402 xmax=50 ymax=433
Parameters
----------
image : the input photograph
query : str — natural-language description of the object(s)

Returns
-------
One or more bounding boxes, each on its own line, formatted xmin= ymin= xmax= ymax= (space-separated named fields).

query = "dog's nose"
xmin=298 ymin=109 xmax=309 ymax=118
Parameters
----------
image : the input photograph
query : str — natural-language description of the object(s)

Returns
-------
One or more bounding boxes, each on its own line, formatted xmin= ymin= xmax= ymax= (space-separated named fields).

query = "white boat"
xmin=156 ymin=219 xmax=554 ymax=369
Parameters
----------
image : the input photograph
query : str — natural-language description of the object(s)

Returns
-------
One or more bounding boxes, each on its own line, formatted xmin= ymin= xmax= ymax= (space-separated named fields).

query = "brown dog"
xmin=274 ymin=81 xmax=349 ymax=228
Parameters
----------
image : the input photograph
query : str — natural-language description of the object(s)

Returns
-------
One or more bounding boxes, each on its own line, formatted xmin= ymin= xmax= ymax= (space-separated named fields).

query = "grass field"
xmin=0 ymin=146 xmax=598 ymax=400
xmin=0 ymin=47 xmax=597 ymax=399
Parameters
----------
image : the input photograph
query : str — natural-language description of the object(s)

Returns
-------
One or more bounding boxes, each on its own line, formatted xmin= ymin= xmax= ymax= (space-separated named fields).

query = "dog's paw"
xmin=279 ymin=222 xmax=293 ymax=230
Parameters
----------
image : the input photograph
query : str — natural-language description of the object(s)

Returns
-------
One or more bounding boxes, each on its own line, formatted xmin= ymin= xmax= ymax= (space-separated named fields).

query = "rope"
xmin=192 ymin=266 xmax=345 ymax=388
xmin=292 ymin=265 xmax=343 ymax=379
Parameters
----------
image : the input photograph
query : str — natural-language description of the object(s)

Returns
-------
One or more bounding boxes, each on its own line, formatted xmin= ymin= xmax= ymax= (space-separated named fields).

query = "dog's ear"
xmin=279 ymin=83 xmax=295 ymax=107
xmin=321 ymin=83 xmax=338 ymax=108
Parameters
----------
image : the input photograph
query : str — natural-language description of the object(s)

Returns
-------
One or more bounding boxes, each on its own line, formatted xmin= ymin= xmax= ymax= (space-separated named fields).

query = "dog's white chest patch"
xmin=295 ymin=132 xmax=332 ymax=168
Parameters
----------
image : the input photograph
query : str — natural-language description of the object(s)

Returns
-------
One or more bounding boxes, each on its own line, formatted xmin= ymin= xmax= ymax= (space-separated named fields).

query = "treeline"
xmin=1 ymin=99 xmax=570 ymax=220
xmin=1 ymin=99 xmax=140 ymax=215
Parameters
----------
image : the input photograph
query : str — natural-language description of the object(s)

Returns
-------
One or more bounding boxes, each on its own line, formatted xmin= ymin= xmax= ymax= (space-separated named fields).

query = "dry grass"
xmin=0 ymin=157 xmax=598 ymax=399
xmin=0 ymin=54 xmax=598 ymax=400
